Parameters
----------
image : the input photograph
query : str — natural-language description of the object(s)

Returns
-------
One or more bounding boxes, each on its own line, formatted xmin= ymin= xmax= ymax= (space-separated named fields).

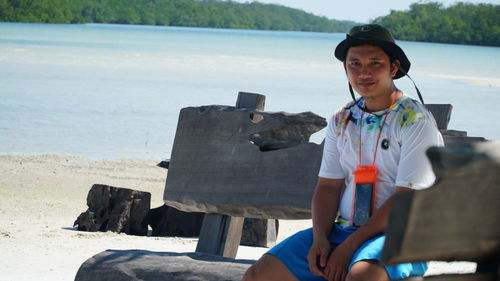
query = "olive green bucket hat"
xmin=334 ymin=24 xmax=410 ymax=79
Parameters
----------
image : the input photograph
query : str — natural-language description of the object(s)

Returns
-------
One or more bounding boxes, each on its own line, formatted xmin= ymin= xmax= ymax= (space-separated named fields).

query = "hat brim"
xmin=334 ymin=37 xmax=410 ymax=79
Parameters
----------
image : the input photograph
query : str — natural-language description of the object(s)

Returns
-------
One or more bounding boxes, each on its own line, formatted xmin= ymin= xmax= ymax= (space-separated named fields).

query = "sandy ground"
xmin=0 ymin=154 xmax=475 ymax=281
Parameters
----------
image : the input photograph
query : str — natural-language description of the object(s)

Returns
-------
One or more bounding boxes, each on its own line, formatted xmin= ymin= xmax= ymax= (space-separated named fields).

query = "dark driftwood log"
xmin=75 ymin=250 xmax=253 ymax=281
xmin=157 ymin=159 xmax=170 ymax=169
xmin=382 ymin=141 xmax=500 ymax=280
xmin=240 ymin=218 xmax=279 ymax=248
xmin=74 ymin=184 xmax=151 ymax=236
xmin=148 ymin=205 xmax=204 ymax=237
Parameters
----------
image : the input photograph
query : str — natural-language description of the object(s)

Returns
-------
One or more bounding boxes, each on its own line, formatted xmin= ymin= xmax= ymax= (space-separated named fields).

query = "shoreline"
xmin=0 ymin=154 xmax=475 ymax=280
xmin=2 ymin=22 xmax=500 ymax=48
xmin=425 ymin=73 xmax=500 ymax=88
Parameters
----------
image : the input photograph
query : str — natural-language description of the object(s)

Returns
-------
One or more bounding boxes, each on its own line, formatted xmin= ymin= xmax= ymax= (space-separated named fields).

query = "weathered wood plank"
xmin=382 ymin=141 xmax=500 ymax=265
xmin=75 ymin=250 xmax=253 ymax=281
xmin=163 ymin=100 xmax=325 ymax=219
xmin=425 ymin=104 xmax=452 ymax=130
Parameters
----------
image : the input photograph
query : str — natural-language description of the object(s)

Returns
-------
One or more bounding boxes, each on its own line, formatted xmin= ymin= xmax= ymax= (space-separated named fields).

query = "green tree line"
xmin=0 ymin=0 xmax=355 ymax=32
xmin=373 ymin=2 xmax=500 ymax=46
xmin=1 ymin=1 xmax=498 ymax=46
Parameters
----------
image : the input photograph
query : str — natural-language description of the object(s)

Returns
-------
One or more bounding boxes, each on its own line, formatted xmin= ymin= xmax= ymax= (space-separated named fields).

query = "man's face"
xmin=345 ymin=45 xmax=398 ymax=99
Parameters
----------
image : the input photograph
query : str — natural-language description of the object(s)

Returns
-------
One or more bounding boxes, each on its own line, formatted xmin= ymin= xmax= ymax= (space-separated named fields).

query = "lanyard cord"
xmin=358 ymin=103 xmax=394 ymax=165
xmin=398 ymin=68 xmax=425 ymax=105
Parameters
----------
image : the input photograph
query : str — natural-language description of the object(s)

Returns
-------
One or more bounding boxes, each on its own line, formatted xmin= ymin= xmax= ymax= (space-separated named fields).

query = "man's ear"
xmin=391 ymin=60 xmax=400 ymax=77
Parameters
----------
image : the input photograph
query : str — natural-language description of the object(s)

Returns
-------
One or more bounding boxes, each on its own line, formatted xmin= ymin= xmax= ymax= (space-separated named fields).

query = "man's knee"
xmin=346 ymin=260 xmax=389 ymax=281
xmin=242 ymin=263 xmax=261 ymax=281
xmin=242 ymin=254 xmax=297 ymax=281
xmin=242 ymin=254 xmax=274 ymax=281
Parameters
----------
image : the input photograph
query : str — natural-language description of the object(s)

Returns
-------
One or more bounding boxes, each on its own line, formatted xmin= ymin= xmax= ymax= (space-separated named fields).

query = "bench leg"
xmin=196 ymin=214 xmax=244 ymax=258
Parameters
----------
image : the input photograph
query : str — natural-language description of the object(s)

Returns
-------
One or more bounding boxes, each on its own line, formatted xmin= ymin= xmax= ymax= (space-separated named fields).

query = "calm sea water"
xmin=1 ymin=23 xmax=499 ymax=160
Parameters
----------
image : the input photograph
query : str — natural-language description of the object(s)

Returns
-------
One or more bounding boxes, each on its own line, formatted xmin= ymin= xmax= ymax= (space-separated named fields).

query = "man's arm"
xmin=307 ymin=177 xmax=345 ymax=276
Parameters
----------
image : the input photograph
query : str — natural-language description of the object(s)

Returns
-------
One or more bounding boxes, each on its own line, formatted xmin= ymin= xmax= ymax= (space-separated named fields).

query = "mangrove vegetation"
xmin=1 ymin=0 xmax=498 ymax=46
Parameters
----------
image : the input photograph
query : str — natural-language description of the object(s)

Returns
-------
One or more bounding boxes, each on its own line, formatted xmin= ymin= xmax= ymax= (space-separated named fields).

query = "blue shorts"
xmin=267 ymin=225 xmax=427 ymax=280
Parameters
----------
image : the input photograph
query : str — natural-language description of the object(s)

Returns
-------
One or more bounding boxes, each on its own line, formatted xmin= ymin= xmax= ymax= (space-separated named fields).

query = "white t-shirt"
xmin=319 ymin=94 xmax=444 ymax=225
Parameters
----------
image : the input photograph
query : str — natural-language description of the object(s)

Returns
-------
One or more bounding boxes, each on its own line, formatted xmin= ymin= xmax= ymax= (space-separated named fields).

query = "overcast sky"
xmin=231 ymin=0 xmax=499 ymax=23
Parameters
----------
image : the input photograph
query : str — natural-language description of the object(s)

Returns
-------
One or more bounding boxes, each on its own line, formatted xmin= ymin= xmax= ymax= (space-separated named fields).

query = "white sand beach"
xmin=0 ymin=154 xmax=475 ymax=281
xmin=425 ymin=73 xmax=500 ymax=88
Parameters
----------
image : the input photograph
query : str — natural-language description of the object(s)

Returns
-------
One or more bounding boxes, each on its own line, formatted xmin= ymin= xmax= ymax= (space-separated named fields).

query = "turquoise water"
xmin=1 ymin=23 xmax=499 ymax=159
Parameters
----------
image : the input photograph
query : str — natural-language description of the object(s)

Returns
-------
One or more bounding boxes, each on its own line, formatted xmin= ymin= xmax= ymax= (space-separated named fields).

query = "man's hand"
xmin=308 ymin=177 xmax=345 ymax=278
xmin=322 ymin=240 xmax=356 ymax=281
xmin=307 ymin=237 xmax=331 ymax=276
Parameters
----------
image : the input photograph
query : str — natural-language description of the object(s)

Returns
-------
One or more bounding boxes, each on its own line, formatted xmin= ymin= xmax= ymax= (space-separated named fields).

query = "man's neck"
xmin=363 ymin=89 xmax=402 ymax=112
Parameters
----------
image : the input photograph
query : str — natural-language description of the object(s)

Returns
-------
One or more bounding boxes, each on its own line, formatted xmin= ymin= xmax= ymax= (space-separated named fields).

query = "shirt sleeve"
xmin=318 ymin=116 xmax=345 ymax=179
xmin=395 ymin=117 xmax=444 ymax=189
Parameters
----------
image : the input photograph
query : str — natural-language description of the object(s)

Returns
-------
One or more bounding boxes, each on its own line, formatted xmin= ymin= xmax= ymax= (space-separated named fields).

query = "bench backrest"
xmin=163 ymin=93 xmax=325 ymax=220
xmin=425 ymin=104 xmax=452 ymax=130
